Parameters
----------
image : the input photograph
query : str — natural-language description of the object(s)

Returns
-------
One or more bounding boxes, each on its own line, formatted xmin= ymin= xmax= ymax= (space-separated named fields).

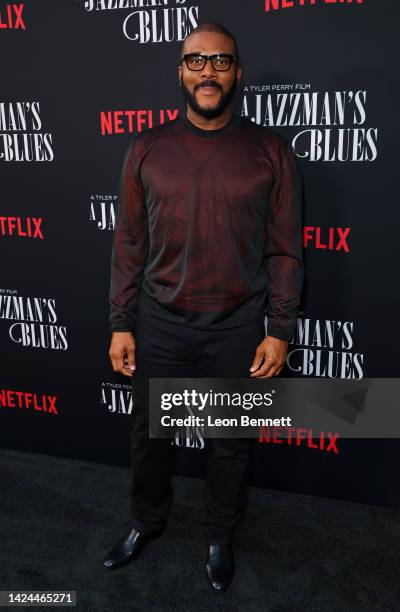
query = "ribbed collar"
xmin=179 ymin=112 xmax=241 ymax=138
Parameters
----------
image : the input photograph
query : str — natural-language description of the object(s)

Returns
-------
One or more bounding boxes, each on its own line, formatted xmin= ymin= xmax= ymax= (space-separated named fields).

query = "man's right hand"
xmin=109 ymin=331 xmax=136 ymax=377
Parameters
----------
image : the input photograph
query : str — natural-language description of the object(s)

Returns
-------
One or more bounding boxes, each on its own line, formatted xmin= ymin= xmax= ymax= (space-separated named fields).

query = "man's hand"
xmin=249 ymin=336 xmax=288 ymax=378
xmin=109 ymin=331 xmax=136 ymax=377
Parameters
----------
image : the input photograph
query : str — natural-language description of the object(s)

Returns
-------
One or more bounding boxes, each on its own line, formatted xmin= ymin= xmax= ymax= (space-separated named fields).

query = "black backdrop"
xmin=1 ymin=0 xmax=399 ymax=508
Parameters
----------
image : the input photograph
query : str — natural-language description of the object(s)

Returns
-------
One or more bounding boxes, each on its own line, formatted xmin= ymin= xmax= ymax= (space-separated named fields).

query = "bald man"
xmin=104 ymin=20 xmax=303 ymax=593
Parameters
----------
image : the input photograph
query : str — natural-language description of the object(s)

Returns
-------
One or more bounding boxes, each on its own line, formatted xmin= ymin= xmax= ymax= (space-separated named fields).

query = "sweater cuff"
xmin=266 ymin=320 xmax=294 ymax=342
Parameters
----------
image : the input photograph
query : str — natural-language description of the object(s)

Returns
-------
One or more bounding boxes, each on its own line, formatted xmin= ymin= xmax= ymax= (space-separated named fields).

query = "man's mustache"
xmin=195 ymin=81 xmax=222 ymax=92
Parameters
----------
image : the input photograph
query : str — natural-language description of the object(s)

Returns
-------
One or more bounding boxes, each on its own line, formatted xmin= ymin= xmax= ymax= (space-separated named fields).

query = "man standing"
xmin=104 ymin=20 xmax=303 ymax=592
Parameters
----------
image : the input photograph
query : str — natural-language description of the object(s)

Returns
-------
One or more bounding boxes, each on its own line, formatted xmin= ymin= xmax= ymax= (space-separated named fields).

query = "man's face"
xmin=178 ymin=31 xmax=242 ymax=120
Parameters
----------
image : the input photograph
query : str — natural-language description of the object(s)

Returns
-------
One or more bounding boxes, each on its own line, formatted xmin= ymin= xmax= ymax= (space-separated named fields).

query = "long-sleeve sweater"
xmin=109 ymin=111 xmax=304 ymax=341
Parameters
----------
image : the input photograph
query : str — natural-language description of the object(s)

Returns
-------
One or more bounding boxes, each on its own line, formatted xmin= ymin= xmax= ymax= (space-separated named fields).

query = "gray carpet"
xmin=0 ymin=448 xmax=399 ymax=612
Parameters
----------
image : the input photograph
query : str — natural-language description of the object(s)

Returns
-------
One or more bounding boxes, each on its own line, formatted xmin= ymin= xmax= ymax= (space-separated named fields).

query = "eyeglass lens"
xmin=186 ymin=55 xmax=232 ymax=71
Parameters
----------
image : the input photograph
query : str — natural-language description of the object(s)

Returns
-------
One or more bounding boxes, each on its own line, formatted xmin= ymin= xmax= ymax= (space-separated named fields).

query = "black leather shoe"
xmin=103 ymin=526 xmax=163 ymax=570
xmin=205 ymin=542 xmax=234 ymax=592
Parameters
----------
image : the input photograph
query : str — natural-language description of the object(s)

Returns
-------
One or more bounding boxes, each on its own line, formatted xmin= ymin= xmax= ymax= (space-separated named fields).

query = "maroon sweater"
xmin=109 ymin=112 xmax=303 ymax=341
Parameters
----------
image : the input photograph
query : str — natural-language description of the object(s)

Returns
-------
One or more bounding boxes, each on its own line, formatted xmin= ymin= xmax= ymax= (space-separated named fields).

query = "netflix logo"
xmin=100 ymin=109 xmax=179 ymax=136
xmin=264 ymin=0 xmax=363 ymax=12
xmin=303 ymin=226 xmax=350 ymax=252
xmin=0 ymin=3 xmax=25 ymax=29
xmin=259 ymin=426 xmax=339 ymax=453
xmin=0 ymin=216 xmax=44 ymax=239
xmin=0 ymin=388 xmax=59 ymax=415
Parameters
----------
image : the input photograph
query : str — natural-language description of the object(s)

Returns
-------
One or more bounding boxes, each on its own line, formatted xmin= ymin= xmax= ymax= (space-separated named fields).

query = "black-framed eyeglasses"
xmin=180 ymin=53 xmax=237 ymax=72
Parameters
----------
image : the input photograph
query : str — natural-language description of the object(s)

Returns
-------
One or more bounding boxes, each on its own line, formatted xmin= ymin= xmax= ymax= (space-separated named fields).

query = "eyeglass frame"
xmin=180 ymin=53 xmax=238 ymax=72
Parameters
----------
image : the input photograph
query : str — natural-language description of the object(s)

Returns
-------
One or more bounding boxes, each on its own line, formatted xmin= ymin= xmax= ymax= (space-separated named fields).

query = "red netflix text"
xmin=303 ymin=226 xmax=350 ymax=252
xmin=100 ymin=109 xmax=179 ymax=136
xmin=259 ymin=426 xmax=340 ymax=453
xmin=265 ymin=0 xmax=363 ymax=11
xmin=0 ymin=389 xmax=58 ymax=415
xmin=0 ymin=3 xmax=25 ymax=29
xmin=0 ymin=216 xmax=44 ymax=239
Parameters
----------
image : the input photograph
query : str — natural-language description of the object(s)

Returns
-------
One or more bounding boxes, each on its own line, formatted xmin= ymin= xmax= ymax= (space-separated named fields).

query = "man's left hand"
xmin=249 ymin=336 xmax=288 ymax=378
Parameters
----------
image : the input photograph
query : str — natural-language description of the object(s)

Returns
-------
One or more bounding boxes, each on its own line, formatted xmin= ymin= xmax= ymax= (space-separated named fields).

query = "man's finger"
xmin=250 ymin=357 xmax=276 ymax=378
xmin=121 ymin=365 xmax=135 ymax=377
xmin=257 ymin=364 xmax=280 ymax=379
xmin=109 ymin=351 xmax=124 ymax=374
xmin=249 ymin=347 xmax=265 ymax=372
xmin=124 ymin=349 xmax=136 ymax=372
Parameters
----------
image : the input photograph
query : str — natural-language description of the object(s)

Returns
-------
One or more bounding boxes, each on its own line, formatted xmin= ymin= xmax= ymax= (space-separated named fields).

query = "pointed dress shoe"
xmin=103 ymin=526 xmax=162 ymax=570
xmin=205 ymin=542 xmax=235 ymax=592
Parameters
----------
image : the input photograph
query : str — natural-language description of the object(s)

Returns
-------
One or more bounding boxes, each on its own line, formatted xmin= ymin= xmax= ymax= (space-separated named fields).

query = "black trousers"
xmin=129 ymin=291 xmax=266 ymax=543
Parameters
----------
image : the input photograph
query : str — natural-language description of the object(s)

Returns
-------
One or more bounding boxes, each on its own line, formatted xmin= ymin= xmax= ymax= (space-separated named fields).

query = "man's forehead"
xmin=183 ymin=31 xmax=235 ymax=55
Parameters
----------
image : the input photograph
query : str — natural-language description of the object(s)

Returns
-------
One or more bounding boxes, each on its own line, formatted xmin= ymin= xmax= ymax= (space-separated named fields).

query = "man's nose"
xmin=200 ymin=57 xmax=217 ymax=77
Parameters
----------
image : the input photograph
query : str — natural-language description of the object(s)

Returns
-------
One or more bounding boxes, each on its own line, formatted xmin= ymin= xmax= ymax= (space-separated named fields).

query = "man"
xmin=104 ymin=20 xmax=303 ymax=593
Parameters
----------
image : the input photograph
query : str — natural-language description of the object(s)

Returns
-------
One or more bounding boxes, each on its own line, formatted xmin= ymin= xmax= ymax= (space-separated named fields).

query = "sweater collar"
xmin=179 ymin=111 xmax=240 ymax=138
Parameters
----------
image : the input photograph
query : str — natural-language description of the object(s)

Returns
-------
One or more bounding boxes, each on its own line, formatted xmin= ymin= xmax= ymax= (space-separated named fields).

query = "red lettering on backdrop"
xmin=336 ymin=227 xmax=350 ymax=251
xmin=265 ymin=0 xmax=363 ymax=11
xmin=0 ymin=4 xmax=25 ymax=29
xmin=303 ymin=227 xmax=350 ymax=252
xmin=0 ymin=389 xmax=59 ymax=415
xmin=258 ymin=426 xmax=340 ymax=453
xmin=100 ymin=109 xmax=179 ymax=136
xmin=315 ymin=228 xmax=327 ymax=249
xmin=0 ymin=216 xmax=44 ymax=239
xmin=272 ymin=426 xmax=284 ymax=443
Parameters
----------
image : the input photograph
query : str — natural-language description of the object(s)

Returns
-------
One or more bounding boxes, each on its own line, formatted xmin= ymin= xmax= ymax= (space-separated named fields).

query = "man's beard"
xmin=180 ymin=75 xmax=238 ymax=119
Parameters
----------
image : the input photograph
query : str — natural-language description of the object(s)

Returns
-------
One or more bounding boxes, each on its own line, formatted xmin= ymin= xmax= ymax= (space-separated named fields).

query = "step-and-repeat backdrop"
xmin=1 ymin=1 xmax=399 ymax=507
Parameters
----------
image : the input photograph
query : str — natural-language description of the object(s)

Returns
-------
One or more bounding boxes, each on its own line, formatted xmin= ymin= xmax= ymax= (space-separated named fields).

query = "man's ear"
xmin=177 ymin=65 xmax=182 ymax=86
